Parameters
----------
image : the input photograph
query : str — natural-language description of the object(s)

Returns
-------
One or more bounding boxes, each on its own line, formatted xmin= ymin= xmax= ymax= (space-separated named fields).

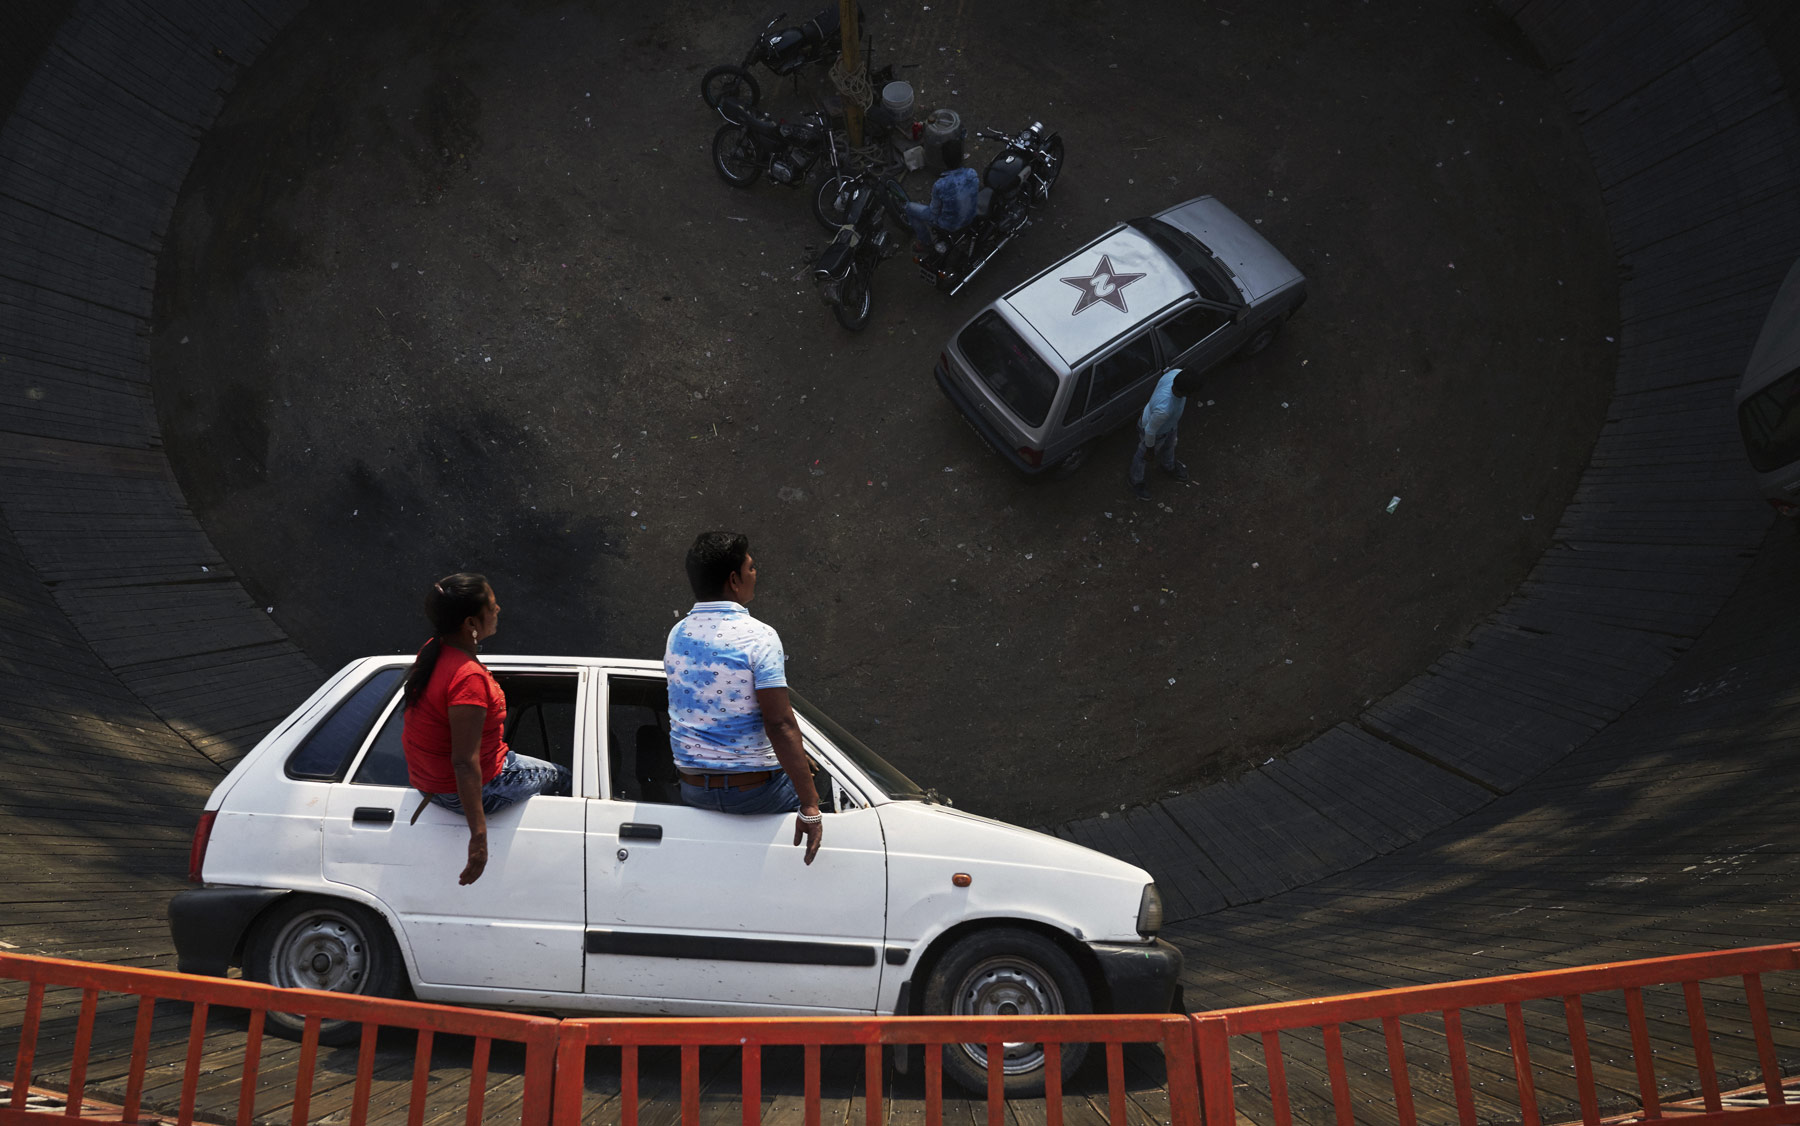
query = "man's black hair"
xmin=1172 ymin=369 xmax=1201 ymax=398
xmin=686 ymin=531 xmax=751 ymax=601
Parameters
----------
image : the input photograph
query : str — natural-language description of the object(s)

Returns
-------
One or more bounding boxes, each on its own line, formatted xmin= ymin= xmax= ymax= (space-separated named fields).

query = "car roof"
xmin=1000 ymin=224 xmax=1196 ymax=370
xmin=1154 ymin=196 xmax=1304 ymax=304
xmin=1737 ymin=255 xmax=1800 ymax=404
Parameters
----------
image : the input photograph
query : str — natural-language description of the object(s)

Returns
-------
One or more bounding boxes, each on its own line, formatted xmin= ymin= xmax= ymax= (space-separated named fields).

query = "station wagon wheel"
xmin=923 ymin=927 xmax=1092 ymax=1097
xmin=245 ymin=895 xmax=406 ymax=1046
xmin=1235 ymin=314 xmax=1285 ymax=360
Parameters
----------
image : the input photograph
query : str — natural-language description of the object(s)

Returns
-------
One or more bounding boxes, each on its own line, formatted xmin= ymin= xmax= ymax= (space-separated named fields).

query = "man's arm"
xmin=446 ymin=705 xmax=490 ymax=885
xmin=756 ymin=686 xmax=823 ymax=865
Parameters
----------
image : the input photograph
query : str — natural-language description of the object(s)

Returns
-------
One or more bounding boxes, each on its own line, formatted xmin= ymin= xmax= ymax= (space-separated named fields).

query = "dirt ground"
xmin=151 ymin=0 xmax=1616 ymax=825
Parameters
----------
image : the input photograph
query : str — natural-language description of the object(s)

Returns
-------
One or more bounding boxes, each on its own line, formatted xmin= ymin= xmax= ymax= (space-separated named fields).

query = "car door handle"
xmin=619 ymin=823 xmax=662 ymax=842
xmin=352 ymin=807 xmax=395 ymax=825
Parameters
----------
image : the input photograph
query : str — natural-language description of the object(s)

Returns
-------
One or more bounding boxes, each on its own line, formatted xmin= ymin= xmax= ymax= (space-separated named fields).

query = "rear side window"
xmin=286 ymin=667 xmax=405 ymax=780
xmin=1061 ymin=368 xmax=1095 ymax=425
xmin=352 ymin=670 xmax=581 ymax=786
xmin=1739 ymin=367 xmax=1800 ymax=473
xmin=1156 ymin=306 xmax=1230 ymax=359
xmin=958 ymin=311 xmax=1060 ymax=427
xmin=1088 ymin=333 xmax=1160 ymax=407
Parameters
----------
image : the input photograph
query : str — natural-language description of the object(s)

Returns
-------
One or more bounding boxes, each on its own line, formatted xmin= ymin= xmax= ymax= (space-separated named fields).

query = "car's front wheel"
xmin=244 ymin=895 xmax=406 ymax=1044
xmin=922 ymin=927 xmax=1092 ymax=1097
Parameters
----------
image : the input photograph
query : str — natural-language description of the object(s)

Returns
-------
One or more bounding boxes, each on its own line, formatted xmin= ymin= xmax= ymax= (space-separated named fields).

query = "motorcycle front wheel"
xmin=701 ymin=65 xmax=761 ymax=111
xmin=813 ymin=175 xmax=853 ymax=231
xmin=833 ymin=264 xmax=873 ymax=331
xmin=1035 ymin=136 xmax=1066 ymax=203
xmin=712 ymin=124 xmax=761 ymax=188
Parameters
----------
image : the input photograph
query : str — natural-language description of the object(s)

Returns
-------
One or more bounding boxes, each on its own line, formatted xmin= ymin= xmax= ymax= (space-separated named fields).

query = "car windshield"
xmin=1128 ymin=217 xmax=1237 ymax=306
xmin=1739 ymin=366 xmax=1800 ymax=473
xmin=791 ymin=690 xmax=931 ymax=801
xmin=958 ymin=311 xmax=1060 ymax=427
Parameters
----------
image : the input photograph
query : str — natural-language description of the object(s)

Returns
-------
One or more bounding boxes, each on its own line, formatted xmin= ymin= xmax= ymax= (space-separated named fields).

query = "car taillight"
xmin=1767 ymin=497 xmax=1798 ymax=518
xmin=187 ymin=811 xmax=217 ymax=883
xmin=1017 ymin=446 xmax=1042 ymax=468
xmin=939 ymin=351 xmax=950 ymax=372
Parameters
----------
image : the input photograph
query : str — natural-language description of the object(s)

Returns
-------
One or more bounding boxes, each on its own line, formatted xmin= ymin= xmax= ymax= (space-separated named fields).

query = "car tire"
xmin=244 ymin=895 xmax=406 ymax=1045
xmin=1051 ymin=441 xmax=1091 ymax=479
xmin=1236 ymin=315 xmax=1284 ymax=360
xmin=922 ymin=927 xmax=1092 ymax=1097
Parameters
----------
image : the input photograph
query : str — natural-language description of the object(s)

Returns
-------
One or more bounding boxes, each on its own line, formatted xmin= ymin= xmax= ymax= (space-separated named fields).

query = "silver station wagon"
xmin=935 ymin=196 xmax=1307 ymax=473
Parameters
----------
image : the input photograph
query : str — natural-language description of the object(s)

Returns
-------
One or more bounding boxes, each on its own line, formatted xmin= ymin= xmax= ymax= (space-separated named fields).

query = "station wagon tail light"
xmin=1137 ymin=883 xmax=1164 ymax=937
xmin=1017 ymin=446 xmax=1043 ymax=468
xmin=187 ymin=811 xmax=217 ymax=884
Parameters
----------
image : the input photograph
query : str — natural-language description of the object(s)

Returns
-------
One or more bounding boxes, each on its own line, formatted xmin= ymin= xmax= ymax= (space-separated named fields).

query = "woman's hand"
xmin=460 ymin=829 xmax=488 ymax=885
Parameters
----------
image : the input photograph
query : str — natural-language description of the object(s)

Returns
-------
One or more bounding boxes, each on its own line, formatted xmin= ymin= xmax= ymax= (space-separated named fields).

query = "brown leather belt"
xmin=679 ymin=769 xmax=775 ymax=790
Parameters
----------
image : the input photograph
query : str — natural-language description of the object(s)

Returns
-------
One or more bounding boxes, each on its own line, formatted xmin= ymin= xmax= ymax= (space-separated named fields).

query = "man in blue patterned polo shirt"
xmin=664 ymin=531 xmax=824 ymax=864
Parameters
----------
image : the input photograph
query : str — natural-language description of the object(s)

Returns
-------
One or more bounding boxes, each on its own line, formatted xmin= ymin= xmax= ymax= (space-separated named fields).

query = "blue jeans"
xmin=905 ymin=202 xmax=936 ymax=245
xmin=1129 ymin=421 xmax=1180 ymax=488
xmin=679 ymin=771 xmax=800 ymax=815
xmin=430 ymin=750 xmax=570 ymax=815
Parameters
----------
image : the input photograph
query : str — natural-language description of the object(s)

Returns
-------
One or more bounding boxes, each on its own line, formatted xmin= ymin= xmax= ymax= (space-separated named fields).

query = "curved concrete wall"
xmin=0 ymin=0 xmax=1795 ymax=960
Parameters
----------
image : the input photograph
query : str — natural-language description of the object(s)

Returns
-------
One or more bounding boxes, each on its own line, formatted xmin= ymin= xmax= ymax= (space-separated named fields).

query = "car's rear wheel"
xmin=244 ymin=895 xmax=406 ymax=1045
xmin=923 ymin=927 xmax=1092 ymax=1097
xmin=1236 ymin=314 xmax=1285 ymax=360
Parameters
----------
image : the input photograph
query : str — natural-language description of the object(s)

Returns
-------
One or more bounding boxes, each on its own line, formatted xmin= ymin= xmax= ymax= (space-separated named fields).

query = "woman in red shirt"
xmin=401 ymin=573 xmax=569 ymax=884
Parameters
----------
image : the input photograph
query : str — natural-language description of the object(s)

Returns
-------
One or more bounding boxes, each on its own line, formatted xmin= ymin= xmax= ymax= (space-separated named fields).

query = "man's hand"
xmin=460 ymin=829 xmax=488 ymax=885
xmin=793 ymin=807 xmax=823 ymax=865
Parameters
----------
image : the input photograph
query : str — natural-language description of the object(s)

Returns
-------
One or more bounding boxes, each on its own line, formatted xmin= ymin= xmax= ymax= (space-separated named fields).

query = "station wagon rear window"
xmin=1739 ymin=367 xmax=1800 ymax=472
xmin=958 ymin=311 xmax=1060 ymax=427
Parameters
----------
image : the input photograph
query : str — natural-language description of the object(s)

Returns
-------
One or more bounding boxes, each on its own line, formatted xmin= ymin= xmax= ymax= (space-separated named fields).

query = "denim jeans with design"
xmin=679 ymin=771 xmax=800 ymax=815
xmin=429 ymin=750 xmax=570 ymax=815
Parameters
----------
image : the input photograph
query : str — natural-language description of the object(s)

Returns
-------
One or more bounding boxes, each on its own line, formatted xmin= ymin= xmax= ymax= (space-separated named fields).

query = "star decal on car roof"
xmin=1060 ymin=254 xmax=1146 ymax=316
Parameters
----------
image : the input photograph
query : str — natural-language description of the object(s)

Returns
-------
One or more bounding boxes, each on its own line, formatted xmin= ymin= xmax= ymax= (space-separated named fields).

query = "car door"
xmin=320 ymin=665 xmax=591 ymax=993
xmin=1152 ymin=302 xmax=1237 ymax=378
xmin=582 ymin=673 xmax=889 ymax=1014
xmin=1083 ymin=329 xmax=1165 ymax=434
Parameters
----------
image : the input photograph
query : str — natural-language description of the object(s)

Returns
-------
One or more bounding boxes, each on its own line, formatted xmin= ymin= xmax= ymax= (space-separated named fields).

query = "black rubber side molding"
xmin=587 ymin=929 xmax=876 ymax=966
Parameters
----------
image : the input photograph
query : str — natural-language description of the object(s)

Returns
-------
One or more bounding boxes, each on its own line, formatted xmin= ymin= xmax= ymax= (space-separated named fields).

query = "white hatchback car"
xmin=170 ymin=655 xmax=1180 ymax=1094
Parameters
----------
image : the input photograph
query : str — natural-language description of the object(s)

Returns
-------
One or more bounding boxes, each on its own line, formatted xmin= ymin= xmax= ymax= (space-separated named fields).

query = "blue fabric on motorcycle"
xmin=929 ymin=167 xmax=981 ymax=233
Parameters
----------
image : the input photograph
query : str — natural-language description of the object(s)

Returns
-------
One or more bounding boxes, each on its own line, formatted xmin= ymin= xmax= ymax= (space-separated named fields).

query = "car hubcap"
xmin=276 ymin=914 xmax=368 ymax=992
xmin=955 ymin=957 xmax=1062 ymax=1075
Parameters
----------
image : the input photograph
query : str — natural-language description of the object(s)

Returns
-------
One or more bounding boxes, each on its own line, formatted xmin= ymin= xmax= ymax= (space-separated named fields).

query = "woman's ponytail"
xmin=402 ymin=573 xmax=489 ymax=708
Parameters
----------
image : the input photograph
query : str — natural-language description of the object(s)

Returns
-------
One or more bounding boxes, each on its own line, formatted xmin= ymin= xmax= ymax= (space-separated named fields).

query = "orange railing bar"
xmin=0 ymin=951 xmax=560 ymax=1126
xmin=1190 ymin=943 xmax=1800 ymax=1126
xmin=552 ymin=1013 xmax=1199 ymax=1126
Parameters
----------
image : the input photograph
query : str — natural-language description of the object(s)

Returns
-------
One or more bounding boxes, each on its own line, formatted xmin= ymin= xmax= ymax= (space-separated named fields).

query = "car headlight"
xmin=1136 ymin=882 xmax=1164 ymax=937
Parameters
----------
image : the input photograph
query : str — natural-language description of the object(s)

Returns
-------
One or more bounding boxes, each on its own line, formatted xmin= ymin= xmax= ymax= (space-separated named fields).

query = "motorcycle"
xmin=701 ymin=7 xmax=859 ymax=111
xmin=810 ymin=173 xmax=906 ymax=331
xmin=907 ymin=121 xmax=1065 ymax=296
xmin=711 ymin=97 xmax=844 ymax=191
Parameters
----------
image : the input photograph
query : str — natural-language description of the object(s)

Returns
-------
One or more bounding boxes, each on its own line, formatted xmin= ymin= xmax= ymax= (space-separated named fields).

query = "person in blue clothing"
xmin=905 ymin=136 xmax=980 ymax=247
xmin=1129 ymin=368 xmax=1200 ymax=500
xmin=664 ymin=531 xmax=824 ymax=864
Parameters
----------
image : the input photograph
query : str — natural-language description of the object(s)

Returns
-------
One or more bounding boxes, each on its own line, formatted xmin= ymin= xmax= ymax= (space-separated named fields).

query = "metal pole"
xmin=839 ymin=0 xmax=863 ymax=147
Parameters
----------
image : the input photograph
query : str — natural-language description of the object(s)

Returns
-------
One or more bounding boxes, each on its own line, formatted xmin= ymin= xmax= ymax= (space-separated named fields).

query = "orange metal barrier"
xmin=551 ymin=1013 xmax=1201 ymax=1126
xmin=0 ymin=952 xmax=559 ymax=1126
xmin=1190 ymin=943 xmax=1800 ymax=1126
xmin=6 ymin=945 xmax=1800 ymax=1126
